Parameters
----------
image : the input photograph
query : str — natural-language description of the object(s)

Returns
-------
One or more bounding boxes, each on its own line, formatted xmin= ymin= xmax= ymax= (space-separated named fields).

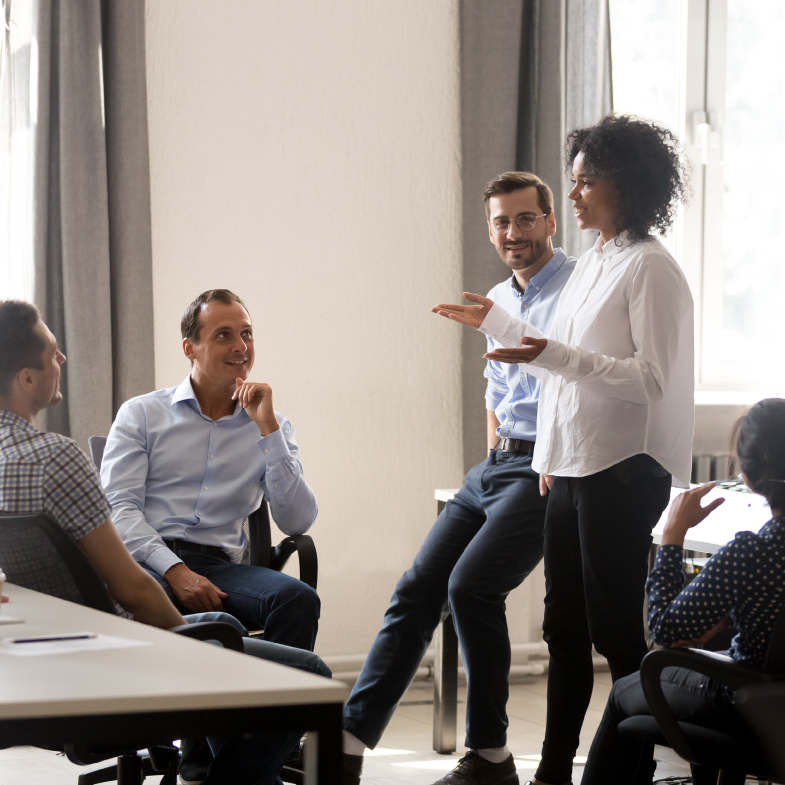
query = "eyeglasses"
xmin=489 ymin=213 xmax=547 ymax=235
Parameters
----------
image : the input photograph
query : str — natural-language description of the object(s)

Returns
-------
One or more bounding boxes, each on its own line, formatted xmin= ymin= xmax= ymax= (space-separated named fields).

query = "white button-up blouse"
xmin=479 ymin=233 xmax=694 ymax=486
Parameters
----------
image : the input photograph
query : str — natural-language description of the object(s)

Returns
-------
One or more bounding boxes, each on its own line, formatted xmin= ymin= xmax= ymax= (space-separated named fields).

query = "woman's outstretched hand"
xmin=431 ymin=293 xmax=494 ymax=329
xmin=661 ymin=482 xmax=725 ymax=546
xmin=485 ymin=336 xmax=548 ymax=364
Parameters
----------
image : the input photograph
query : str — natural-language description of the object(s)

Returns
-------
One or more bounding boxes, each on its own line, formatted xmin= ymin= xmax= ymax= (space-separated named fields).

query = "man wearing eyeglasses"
xmin=341 ymin=172 xmax=577 ymax=785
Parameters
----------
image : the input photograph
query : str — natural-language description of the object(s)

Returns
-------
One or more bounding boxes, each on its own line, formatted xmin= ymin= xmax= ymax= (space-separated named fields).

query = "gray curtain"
xmin=32 ymin=0 xmax=154 ymax=449
xmin=459 ymin=0 xmax=612 ymax=472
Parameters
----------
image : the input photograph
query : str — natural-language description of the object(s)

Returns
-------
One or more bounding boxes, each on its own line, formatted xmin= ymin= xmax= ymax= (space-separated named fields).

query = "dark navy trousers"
xmin=343 ymin=449 xmax=547 ymax=750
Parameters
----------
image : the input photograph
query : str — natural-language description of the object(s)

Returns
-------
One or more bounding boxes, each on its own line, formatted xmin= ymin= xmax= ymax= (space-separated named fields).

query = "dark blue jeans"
xmin=146 ymin=550 xmax=320 ymax=651
xmin=343 ymin=449 xmax=546 ymax=750
xmin=582 ymin=665 xmax=744 ymax=785
xmin=183 ymin=612 xmax=331 ymax=785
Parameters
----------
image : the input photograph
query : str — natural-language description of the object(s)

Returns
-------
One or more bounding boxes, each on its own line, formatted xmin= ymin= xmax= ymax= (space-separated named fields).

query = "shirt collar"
xmin=508 ymin=247 xmax=568 ymax=296
xmin=594 ymin=230 xmax=634 ymax=257
xmin=171 ymin=374 xmax=244 ymax=420
xmin=0 ymin=408 xmax=37 ymax=434
xmin=172 ymin=375 xmax=199 ymax=406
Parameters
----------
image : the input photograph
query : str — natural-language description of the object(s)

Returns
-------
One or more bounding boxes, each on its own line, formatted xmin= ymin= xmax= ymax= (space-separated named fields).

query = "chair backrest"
xmin=0 ymin=513 xmax=118 ymax=615
xmin=763 ymin=599 xmax=785 ymax=671
xmin=88 ymin=436 xmax=107 ymax=472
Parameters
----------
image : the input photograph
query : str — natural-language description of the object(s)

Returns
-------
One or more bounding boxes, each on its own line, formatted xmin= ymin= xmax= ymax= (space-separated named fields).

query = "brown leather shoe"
xmin=342 ymin=751 xmax=364 ymax=785
xmin=431 ymin=751 xmax=519 ymax=784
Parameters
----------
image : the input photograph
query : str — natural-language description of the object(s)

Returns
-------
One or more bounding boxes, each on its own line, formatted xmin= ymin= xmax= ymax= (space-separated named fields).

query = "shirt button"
xmin=264 ymin=449 xmax=270 ymax=454
xmin=273 ymin=484 xmax=279 ymax=489
xmin=209 ymin=454 xmax=214 ymax=459
xmin=213 ymin=423 xmax=217 ymax=427
xmin=535 ymin=286 xmax=540 ymax=291
xmin=204 ymin=486 xmax=208 ymax=490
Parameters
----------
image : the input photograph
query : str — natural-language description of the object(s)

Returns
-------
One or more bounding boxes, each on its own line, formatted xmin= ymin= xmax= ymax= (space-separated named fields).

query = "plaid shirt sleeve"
xmin=42 ymin=440 xmax=112 ymax=540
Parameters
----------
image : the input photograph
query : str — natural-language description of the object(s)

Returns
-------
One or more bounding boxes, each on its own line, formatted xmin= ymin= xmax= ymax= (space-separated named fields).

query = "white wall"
xmin=144 ymin=0 xmax=466 ymax=655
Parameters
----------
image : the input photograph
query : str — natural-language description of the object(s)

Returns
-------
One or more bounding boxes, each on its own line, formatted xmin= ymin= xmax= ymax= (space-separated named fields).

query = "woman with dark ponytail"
xmin=581 ymin=398 xmax=785 ymax=783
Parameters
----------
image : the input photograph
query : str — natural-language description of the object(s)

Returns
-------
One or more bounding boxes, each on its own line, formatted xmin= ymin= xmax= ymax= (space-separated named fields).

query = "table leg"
xmin=315 ymin=703 xmax=342 ymax=784
xmin=433 ymin=614 xmax=458 ymax=754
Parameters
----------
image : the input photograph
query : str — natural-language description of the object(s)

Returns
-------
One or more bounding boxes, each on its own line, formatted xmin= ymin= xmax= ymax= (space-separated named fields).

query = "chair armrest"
xmin=270 ymin=535 xmax=318 ymax=590
xmin=169 ymin=621 xmax=244 ymax=652
xmin=639 ymin=648 xmax=785 ymax=763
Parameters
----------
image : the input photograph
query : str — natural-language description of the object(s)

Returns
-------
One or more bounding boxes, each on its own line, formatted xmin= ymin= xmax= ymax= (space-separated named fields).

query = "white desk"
xmin=0 ymin=584 xmax=348 ymax=782
xmin=437 ymin=484 xmax=772 ymax=554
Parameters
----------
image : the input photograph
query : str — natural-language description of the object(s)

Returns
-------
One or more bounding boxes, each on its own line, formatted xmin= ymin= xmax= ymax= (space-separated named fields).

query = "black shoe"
xmin=431 ymin=750 xmax=519 ymax=785
xmin=178 ymin=737 xmax=213 ymax=785
xmin=342 ymin=751 xmax=364 ymax=785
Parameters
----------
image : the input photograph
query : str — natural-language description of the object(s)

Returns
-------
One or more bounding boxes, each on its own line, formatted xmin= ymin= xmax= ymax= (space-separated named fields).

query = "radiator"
xmin=692 ymin=454 xmax=732 ymax=484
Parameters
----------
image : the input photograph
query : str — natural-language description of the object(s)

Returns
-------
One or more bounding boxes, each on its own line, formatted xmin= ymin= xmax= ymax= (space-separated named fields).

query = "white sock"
xmin=343 ymin=731 xmax=367 ymax=757
xmin=476 ymin=746 xmax=510 ymax=764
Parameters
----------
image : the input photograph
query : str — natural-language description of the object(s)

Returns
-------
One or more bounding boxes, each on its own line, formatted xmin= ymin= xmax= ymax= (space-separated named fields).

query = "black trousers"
xmin=535 ymin=458 xmax=672 ymax=784
xmin=581 ymin=665 xmax=744 ymax=785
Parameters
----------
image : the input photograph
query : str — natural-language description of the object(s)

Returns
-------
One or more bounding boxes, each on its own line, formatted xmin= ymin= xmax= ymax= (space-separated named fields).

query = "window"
xmin=609 ymin=0 xmax=785 ymax=397
xmin=0 ymin=0 xmax=36 ymax=302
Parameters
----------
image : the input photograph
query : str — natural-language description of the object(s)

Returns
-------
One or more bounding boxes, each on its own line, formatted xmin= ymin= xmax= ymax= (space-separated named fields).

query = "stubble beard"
xmin=502 ymin=236 xmax=548 ymax=270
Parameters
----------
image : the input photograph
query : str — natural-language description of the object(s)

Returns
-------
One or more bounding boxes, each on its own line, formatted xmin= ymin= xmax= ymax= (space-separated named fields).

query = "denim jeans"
xmin=581 ymin=664 xmax=745 ymax=785
xmin=183 ymin=611 xmax=332 ymax=785
xmin=146 ymin=550 xmax=320 ymax=651
xmin=343 ymin=449 xmax=546 ymax=750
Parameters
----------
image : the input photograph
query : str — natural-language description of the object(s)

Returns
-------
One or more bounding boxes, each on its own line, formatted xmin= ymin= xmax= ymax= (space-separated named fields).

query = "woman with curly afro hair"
xmin=433 ymin=115 xmax=695 ymax=785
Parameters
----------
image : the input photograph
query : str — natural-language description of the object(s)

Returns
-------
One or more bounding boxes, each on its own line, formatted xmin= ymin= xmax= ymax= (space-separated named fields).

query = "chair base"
xmin=77 ymin=749 xmax=178 ymax=785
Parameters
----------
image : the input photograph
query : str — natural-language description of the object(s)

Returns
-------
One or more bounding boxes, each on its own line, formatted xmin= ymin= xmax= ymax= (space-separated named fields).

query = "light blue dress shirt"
xmin=484 ymin=248 xmax=576 ymax=442
xmin=101 ymin=375 xmax=318 ymax=577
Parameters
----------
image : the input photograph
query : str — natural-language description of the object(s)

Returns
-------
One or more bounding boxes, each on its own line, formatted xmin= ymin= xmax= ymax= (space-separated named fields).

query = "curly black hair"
xmin=565 ymin=114 xmax=689 ymax=242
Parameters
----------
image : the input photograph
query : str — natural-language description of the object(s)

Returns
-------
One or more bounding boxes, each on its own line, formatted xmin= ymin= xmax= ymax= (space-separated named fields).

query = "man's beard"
xmin=504 ymin=236 xmax=548 ymax=269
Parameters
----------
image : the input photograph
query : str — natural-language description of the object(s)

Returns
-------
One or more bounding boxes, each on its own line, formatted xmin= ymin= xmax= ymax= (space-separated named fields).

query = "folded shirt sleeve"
xmin=646 ymin=539 xmax=749 ymax=647
xmin=260 ymin=415 xmax=318 ymax=536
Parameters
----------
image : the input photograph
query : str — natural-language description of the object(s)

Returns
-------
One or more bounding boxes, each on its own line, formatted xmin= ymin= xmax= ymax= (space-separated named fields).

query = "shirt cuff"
xmin=653 ymin=543 xmax=684 ymax=570
xmin=146 ymin=545 xmax=183 ymax=578
xmin=258 ymin=427 xmax=290 ymax=462
xmin=529 ymin=338 xmax=569 ymax=372
xmin=479 ymin=302 xmax=518 ymax=342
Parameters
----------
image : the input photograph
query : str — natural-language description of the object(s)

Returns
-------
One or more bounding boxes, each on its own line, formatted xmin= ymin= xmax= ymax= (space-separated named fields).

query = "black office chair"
xmin=88 ymin=436 xmax=318 ymax=590
xmin=0 ymin=512 xmax=244 ymax=785
xmin=735 ymin=681 xmax=785 ymax=781
xmin=617 ymin=604 xmax=785 ymax=785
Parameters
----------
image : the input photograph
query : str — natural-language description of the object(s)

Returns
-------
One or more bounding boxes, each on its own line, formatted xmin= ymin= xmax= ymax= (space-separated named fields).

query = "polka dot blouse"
xmin=646 ymin=515 xmax=785 ymax=668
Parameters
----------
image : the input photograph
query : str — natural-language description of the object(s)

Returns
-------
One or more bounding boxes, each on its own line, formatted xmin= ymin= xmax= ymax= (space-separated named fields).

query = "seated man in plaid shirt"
xmin=0 ymin=300 xmax=329 ymax=785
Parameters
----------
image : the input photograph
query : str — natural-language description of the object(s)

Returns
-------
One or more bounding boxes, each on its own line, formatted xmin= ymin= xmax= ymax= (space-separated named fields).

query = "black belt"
xmin=494 ymin=438 xmax=535 ymax=455
xmin=163 ymin=538 xmax=230 ymax=563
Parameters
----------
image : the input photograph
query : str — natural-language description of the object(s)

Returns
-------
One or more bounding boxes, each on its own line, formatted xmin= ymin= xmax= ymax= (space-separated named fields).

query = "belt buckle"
xmin=501 ymin=438 xmax=514 ymax=452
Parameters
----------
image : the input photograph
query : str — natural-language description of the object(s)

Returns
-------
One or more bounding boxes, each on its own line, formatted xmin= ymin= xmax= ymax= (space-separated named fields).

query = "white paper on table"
xmin=0 ymin=632 xmax=151 ymax=657
xmin=0 ymin=616 xmax=24 ymax=625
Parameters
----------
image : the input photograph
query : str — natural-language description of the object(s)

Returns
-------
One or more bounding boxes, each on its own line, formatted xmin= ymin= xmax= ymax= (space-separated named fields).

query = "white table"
xmin=0 ymin=584 xmax=348 ymax=782
xmin=437 ymin=483 xmax=772 ymax=555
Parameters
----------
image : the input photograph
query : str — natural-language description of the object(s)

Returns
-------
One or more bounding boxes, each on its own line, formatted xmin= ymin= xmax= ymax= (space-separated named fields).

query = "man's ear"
xmin=15 ymin=367 xmax=36 ymax=393
xmin=546 ymin=211 xmax=557 ymax=238
xmin=183 ymin=337 xmax=195 ymax=361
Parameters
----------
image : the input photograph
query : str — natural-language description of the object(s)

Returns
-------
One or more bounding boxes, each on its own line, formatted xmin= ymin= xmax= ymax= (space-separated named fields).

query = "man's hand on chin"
xmin=232 ymin=377 xmax=281 ymax=437
xmin=164 ymin=563 xmax=228 ymax=613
